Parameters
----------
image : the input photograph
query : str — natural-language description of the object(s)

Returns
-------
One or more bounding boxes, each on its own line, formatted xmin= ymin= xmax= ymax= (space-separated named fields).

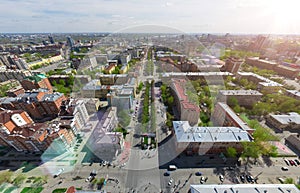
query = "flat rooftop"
xmin=286 ymin=90 xmax=300 ymax=97
xmin=163 ymin=72 xmax=232 ymax=77
xmin=238 ymin=72 xmax=282 ymax=87
xmin=219 ymin=90 xmax=263 ymax=96
xmin=190 ymin=184 xmax=299 ymax=193
xmin=173 ymin=121 xmax=252 ymax=143
xmin=270 ymin=112 xmax=300 ymax=125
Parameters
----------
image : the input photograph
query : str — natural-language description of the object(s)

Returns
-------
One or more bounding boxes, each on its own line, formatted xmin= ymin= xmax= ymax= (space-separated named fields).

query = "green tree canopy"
xmin=226 ymin=147 xmax=237 ymax=158
xmin=117 ymin=110 xmax=131 ymax=128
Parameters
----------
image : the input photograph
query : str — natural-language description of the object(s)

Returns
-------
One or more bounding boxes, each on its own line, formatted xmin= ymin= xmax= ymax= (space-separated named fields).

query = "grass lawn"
xmin=21 ymin=187 xmax=43 ymax=193
xmin=52 ymin=188 xmax=67 ymax=193
xmin=0 ymin=184 xmax=7 ymax=192
xmin=4 ymin=187 xmax=17 ymax=193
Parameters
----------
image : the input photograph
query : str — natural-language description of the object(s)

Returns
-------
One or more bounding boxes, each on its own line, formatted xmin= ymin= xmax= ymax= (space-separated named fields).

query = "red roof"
xmin=66 ymin=186 xmax=76 ymax=193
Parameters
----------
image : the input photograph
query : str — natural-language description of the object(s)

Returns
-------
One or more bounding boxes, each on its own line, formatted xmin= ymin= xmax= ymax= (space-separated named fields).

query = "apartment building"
xmin=173 ymin=121 xmax=252 ymax=155
xmin=170 ymin=79 xmax=200 ymax=126
xmin=217 ymin=90 xmax=263 ymax=108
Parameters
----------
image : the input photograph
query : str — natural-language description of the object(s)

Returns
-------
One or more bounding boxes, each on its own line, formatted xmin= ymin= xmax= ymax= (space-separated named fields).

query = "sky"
xmin=1 ymin=0 xmax=300 ymax=34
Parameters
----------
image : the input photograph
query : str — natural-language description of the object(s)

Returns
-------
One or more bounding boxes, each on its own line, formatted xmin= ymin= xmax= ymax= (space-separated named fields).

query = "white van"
xmin=168 ymin=165 xmax=177 ymax=171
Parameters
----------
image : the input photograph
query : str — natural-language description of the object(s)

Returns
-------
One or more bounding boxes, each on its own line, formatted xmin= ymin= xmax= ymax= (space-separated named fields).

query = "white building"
xmin=190 ymin=184 xmax=299 ymax=193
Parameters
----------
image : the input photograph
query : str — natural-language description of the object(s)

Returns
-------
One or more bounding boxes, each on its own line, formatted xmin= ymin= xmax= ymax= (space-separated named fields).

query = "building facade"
xmin=266 ymin=112 xmax=300 ymax=133
xmin=170 ymin=79 xmax=200 ymax=126
xmin=0 ymin=110 xmax=75 ymax=152
xmin=0 ymin=91 xmax=66 ymax=120
xmin=212 ymin=102 xmax=254 ymax=134
xmin=217 ymin=90 xmax=263 ymax=108
xmin=21 ymin=74 xmax=53 ymax=92
xmin=173 ymin=121 xmax=252 ymax=155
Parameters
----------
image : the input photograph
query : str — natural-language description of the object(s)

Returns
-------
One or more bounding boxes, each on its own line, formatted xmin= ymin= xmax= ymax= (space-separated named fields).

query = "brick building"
xmin=237 ymin=72 xmax=282 ymax=94
xmin=212 ymin=102 xmax=254 ymax=134
xmin=170 ymin=79 xmax=200 ymax=126
xmin=266 ymin=112 xmax=300 ymax=133
xmin=223 ymin=57 xmax=243 ymax=74
xmin=246 ymin=57 xmax=300 ymax=79
xmin=6 ymin=86 xmax=25 ymax=97
xmin=285 ymin=90 xmax=300 ymax=100
xmin=217 ymin=90 xmax=263 ymax=108
xmin=0 ymin=91 xmax=66 ymax=120
xmin=0 ymin=110 xmax=75 ymax=152
xmin=172 ymin=121 xmax=252 ymax=155
xmin=21 ymin=74 xmax=53 ymax=92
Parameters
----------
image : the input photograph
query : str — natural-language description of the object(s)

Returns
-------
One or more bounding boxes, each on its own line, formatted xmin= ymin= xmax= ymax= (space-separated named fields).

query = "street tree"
xmin=117 ymin=110 xmax=131 ymax=128
xmin=226 ymin=147 xmax=237 ymax=158
xmin=0 ymin=170 xmax=13 ymax=184
xmin=13 ymin=174 xmax=26 ymax=187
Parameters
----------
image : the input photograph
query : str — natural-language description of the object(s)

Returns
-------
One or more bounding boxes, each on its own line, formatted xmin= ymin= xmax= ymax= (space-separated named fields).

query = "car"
xmin=53 ymin=168 xmax=64 ymax=178
xmin=295 ymin=159 xmax=300 ymax=165
xmin=90 ymin=170 xmax=97 ymax=176
xmin=85 ymin=175 xmax=94 ymax=182
xmin=240 ymin=175 xmax=245 ymax=183
xmin=281 ymin=166 xmax=289 ymax=171
xmin=246 ymin=175 xmax=254 ymax=183
xmin=200 ymin=176 xmax=205 ymax=184
xmin=164 ymin=171 xmax=170 ymax=176
xmin=227 ymin=167 xmax=234 ymax=171
xmin=284 ymin=158 xmax=290 ymax=166
xmin=219 ymin=175 xmax=224 ymax=182
xmin=168 ymin=165 xmax=177 ymax=171
xmin=249 ymin=175 xmax=255 ymax=183
xmin=289 ymin=160 xmax=295 ymax=166
xmin=195 ymin=172 xmax=202 ymax=176
xmin=168 ymin=178 xmax=173 ymax=186
xmin=278 ymin=177 xmax=285 ymax=183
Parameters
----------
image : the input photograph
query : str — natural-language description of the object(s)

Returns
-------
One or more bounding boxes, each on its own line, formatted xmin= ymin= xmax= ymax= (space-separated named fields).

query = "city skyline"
xmin=1 ymin=0 xmax=300 ymax=34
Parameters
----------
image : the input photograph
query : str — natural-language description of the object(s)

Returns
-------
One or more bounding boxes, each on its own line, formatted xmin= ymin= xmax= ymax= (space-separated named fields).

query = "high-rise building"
xmin=48 ymin=35 xmax=55 ymax=44
xmin=67 ymin=36 xmax=75 ymax=48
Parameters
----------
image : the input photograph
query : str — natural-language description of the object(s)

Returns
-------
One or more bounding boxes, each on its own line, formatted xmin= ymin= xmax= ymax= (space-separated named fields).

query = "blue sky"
xmin=1 ymin=0 xmax=300 ymax=34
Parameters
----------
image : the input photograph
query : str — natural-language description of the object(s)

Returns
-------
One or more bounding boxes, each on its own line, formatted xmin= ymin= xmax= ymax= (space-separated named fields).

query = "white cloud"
xmin=0 ymin=0 xmax=299 ymax=33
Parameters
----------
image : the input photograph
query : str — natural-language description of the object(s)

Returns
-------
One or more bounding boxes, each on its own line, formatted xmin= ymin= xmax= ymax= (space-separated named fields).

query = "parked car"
xmin=85 ymin=175 xmax=94 ymax=182
xmin=200 ymin=176 xmax=205 ymax=184
xmin=284 ymin=158 xmax=290 ymax=166
xmin=240 ymin=175 xmax=245 ymax=183
xmin=246 ymin=175 xmax=254 ymax=183
xmin=295 ymin=159 xmax=300 ymax=165
xmin=281 ymin=166 xmax=289 ymax=171
xmin=90 ymin=170 xmax=97 ymax=176
xmin=278 ymin=177 xmax=285 ymax=183
xmin=219 ymin=175 xmax=224 ymax=182
xmin=289 ymin=160 xmax=296 ymax=166
xmin=168 ymin=178 xmax=173 ymax=186
xmin=195 ymin=172 xmax=202 ymax=176
xmin=164 ymin=171 xmax=170 ymax=176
